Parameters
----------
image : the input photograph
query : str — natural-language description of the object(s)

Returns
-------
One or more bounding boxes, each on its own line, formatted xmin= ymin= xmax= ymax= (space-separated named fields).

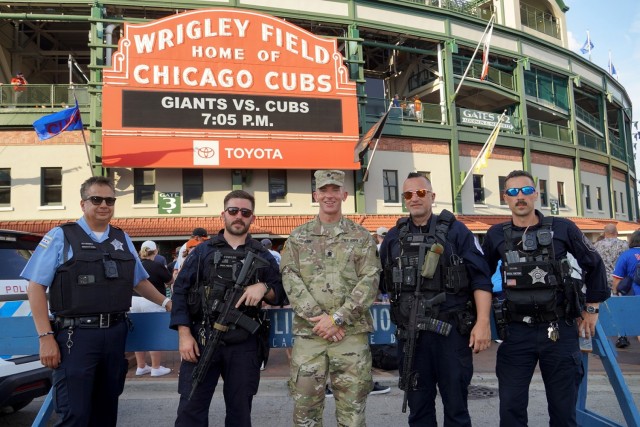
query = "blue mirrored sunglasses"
xmin=505 ymin=186 xmax=536 ymax=197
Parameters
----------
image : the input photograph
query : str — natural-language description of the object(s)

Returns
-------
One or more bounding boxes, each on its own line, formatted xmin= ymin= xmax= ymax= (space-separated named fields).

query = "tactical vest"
xmin=389 ymin=211 xmax=469 ymax=327
xmin=188 ymin=238 xmax=268 ymax=344
xmin=49 ymin=223 xmax=135 ymax=316
xmin=501 ymin=217 xmax=564 ymax=320
xmin=391 ymin=210 xmax=468 ymax=295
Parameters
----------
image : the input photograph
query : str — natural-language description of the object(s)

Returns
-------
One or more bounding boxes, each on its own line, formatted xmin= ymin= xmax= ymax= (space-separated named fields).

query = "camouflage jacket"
xmin=594 ymin=237 xmax=628 ymax=287
xmin=280 ymin=216 xmax=381 ymax=336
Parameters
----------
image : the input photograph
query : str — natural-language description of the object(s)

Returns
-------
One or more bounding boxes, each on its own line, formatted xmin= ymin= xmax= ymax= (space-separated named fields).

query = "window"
xmin=473 ymin=175 xmax=485 ymax=204
xmin=614 ymin=191 xmax=618 ymax=212
xmin=41 ymin=167 xmax=62 ymax=206
xmin=596 ymin=187 xmax=603 ymax=211
xmin=583 ymin=184 xmax=591 ymax=210
xmin=620 ymin=192 xmax=625 ymax=214
xmin=539 ymin=179 xmax=548 ymax=206
xmin=268 ymin=170 xmax=287 ymax=203
xmin=557 ymin=181 xmax=565 ymax=208
xmin=182 ymin=169 xmax=203 ymax=203
xmin=0 ymin=168 xmax=10 ymax=206
xmin=383 ymin=170 xmax=399 ymax=203
xmin=134 ymin=168 xmax=156 ymax=204
xmin=498 ymin=176 xmax=507 ymax=205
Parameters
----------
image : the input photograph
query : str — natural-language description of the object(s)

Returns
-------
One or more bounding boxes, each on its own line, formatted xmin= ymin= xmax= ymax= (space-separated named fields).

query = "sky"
xmin=563 ymin=0 xmax=640 ymax=177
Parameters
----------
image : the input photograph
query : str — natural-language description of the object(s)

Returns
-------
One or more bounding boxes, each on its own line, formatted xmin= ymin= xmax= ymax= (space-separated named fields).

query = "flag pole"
xmin=587 ymin=30 xmax=592 ymax=62
xmin=457 ymin=111 xmax=506 ymax=192
xmin=72 ymin=91 xmax=95 ymax=177
xmin=452 ymin=14 xmax=495 ymax=102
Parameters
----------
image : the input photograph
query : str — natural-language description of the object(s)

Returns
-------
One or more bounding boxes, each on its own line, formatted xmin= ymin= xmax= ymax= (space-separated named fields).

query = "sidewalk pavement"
xmin=127 ymin=336 xmax=640 ymax=382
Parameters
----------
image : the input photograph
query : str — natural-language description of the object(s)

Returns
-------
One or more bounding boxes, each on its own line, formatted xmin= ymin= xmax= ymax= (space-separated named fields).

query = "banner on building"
xmin=102 ymin=9 xmax=359 ymax=169
xmin=459 ymin=108 xmax=514 ymax=131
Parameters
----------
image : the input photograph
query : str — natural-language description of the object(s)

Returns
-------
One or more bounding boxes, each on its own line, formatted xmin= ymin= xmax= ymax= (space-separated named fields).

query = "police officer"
xmin=380 ymin=172 xmax=492 ymax=426
xmin=22 ymin=176 xmax=171 ymax=427
xmin=482 ymin=170 xmax=609 ymax=427
xmin=281 ymin=170 xmax=381 ymax=427
xmin=170 ymin=190 xmax=284 ymax=427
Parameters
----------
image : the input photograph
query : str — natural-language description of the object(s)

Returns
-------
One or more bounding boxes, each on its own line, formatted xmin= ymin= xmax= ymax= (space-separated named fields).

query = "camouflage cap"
xmin=314 ymin=170 xmax=345 ymax=189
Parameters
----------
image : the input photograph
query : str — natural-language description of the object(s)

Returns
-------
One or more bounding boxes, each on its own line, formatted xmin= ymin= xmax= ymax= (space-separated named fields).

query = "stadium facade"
xmin=0 ymin=0 xmax=637 ymax=251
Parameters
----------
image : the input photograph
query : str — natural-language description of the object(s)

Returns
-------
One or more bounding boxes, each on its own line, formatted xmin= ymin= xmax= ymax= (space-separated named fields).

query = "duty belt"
xmin=54 ymin=312 xmax=127 ymax=329
xmin=507 ymin=305 xmax=566 ymax=325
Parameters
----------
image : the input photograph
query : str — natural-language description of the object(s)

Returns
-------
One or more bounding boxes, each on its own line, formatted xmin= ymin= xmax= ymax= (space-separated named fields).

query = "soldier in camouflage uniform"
xmin=593 ymin=224 xmax=628 ymax=291
xmin=280 ymin=169 xmax=381 ymax=427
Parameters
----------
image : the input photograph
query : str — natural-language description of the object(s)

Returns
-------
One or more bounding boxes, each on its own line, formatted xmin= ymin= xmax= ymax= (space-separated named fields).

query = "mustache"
xmin=515 ymin=200 xmax=528 ymax=206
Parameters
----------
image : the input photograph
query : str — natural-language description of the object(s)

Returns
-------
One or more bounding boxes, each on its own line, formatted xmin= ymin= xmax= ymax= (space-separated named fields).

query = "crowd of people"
xmin=22 ymin=169 xmax=633 ymax=426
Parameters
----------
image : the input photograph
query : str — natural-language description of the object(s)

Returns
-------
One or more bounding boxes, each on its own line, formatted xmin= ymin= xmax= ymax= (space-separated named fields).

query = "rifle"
xmin=188 ymin=251 xmax=270 ymax=400
xmin=398 ymin=243 xmax=449 ymax=413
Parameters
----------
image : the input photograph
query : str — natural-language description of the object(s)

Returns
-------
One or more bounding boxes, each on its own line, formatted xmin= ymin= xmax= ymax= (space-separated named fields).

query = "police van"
xmin=0 ymin=229 xmax=52 ymax=413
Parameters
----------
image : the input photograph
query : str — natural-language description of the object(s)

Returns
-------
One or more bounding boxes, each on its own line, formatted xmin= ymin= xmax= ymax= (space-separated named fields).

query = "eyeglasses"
xmin=505 ymin=186 xmax=536 ymax=197
xmin=402 ymin=189 xmax=431 ymax=200
xmin=84 ymin=196 xmax=117 ymax=206
xmin=225 ymin=207 xmax=253 ymax=218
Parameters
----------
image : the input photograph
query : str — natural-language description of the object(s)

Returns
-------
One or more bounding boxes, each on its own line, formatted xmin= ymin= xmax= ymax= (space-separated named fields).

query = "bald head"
xmin=603 ymin=224 xmax=618 ymax=238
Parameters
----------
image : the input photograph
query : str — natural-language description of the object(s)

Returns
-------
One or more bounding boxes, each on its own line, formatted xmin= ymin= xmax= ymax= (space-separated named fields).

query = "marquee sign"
xmin=102 ymin=9 xmax=359 ymax=169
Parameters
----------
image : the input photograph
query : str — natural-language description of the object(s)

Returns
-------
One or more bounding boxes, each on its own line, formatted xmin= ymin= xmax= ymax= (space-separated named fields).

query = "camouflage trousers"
xmin=289 ymin=333 xmax=372 ymax=427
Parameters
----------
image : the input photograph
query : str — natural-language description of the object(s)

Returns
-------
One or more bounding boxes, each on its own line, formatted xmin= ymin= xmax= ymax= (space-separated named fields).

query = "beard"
xmin=225 ymin=219 xmax=250 ymax=236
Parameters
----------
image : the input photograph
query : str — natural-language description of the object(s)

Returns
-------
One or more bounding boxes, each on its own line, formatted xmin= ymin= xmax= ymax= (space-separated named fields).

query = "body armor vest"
xmin=391 ymin=210 xmax=468 ymax=296
xmin=389 ymin=211 xmax=469 ymax=328
xmin=188 ymin=239 xmax=267 ymax=344
xmin=501 ymin=217 xmax=563 ymax=319
xmin=50 ymin=223 xmax=135 ymax=316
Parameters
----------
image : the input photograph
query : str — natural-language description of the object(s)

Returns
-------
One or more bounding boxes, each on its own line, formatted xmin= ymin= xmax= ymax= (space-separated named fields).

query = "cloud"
xmin=567 ymin=31 xmax=582 ymax=53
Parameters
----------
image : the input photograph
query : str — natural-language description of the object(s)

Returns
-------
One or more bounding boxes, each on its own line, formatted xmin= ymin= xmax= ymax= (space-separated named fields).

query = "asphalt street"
xmin=2 ymin=344 xmax=639 ymax=426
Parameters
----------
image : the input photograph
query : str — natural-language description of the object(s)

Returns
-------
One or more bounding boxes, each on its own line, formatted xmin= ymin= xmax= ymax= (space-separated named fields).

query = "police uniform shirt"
xmin=20 ymin=216 xmax=149 ymax=288
xmin=379 ymin=215 xmax=493 ymax=311
xmin=482 ymin=210 xmax=609 ymax=304
xmin=169 ymin=231 xmax=284 ymax=329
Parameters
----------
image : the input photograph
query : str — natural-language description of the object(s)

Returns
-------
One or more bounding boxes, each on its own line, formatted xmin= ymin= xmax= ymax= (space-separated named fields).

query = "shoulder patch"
xmin=39 ymin=234 xmax=53 ymax=249
xmin=582 ymin=234 xmax=597 ymax=252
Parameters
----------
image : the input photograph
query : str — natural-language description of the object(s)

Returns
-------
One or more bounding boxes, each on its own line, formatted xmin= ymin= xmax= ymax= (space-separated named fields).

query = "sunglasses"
xmin=84 ymin=196 xmax=117 ymax=206
xmin=225 ymin=207 xmax=253 ymax=218
xmin=402 ymin=189 xmax=431 ymax=200
xmin=505 ymin=186 xmax=536 ymax=197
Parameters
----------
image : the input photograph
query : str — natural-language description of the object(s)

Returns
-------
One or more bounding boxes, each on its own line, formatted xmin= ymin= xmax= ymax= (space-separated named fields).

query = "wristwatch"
xmin=332 ymin=313 xmax=344 ymax=326
xmin=585 ymin=306 xmax=599 ymax=314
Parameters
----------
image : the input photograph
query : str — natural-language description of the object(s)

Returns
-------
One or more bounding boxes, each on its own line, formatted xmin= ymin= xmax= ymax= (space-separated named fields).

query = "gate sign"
xmin=158 ymin=192 xmax=181 ymax=214
xmin=102 ymin=9 xmax=359 ymax=170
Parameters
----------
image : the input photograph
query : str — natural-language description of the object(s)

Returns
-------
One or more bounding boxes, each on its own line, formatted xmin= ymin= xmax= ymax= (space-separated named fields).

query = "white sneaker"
xmin=135 ymin=365 xmax=151 ymax=376
xmin=151 ymin=366 xmax=171 ymax=377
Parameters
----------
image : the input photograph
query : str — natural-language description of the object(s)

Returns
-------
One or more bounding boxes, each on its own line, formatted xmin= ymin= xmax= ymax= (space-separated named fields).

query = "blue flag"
xmin=32 ymin=101 xmax=83 ymax=141
xmin=580 ymin=34 xmax=594 ymax=54
xmin=609 ymin=58 xmax=617 ymax=77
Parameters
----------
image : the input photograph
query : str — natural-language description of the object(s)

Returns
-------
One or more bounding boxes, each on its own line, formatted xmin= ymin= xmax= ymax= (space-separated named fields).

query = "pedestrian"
xmin=170 ymin=190 xmax=285 ymax=427
xmin=594 ymin=224 xmax=628 ymax=292
xmin=379 ymin=172 xmax=492 ymax=426
xmin=594 ymin=224 xmax=630 ymax=348
xmin=280 ymin=169 xmax=381 ymax=427
xmin=413 ymin=96 xmax=423 ymax=123
xmin=260 ymin=238 xmax=281 ymax=265
xmin=173 ymin=227 xmax=209 ymax=276
xmin=482 ymin=170 xmax=609 ymax=427
xmin=375 ymin=226 xmax=388 ymax=251
xmin=132 ymin=240 xmax=174 ymax=378
xmin=21 ymin=176 xmax=172 ymax=427
xmin=10 ymin=71 xmax=27 ymax=104
xmin=611 ymin=230 xmax=640 ymax=347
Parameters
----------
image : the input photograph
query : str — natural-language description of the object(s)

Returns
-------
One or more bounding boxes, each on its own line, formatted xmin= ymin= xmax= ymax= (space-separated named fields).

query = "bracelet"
xmin=161 ymin=298 xmax=171 ymax=309
xmin=261 ymin=282 xmax=270 ymax=296
xmin=38 ymin=331 xmax=54 ymax=338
